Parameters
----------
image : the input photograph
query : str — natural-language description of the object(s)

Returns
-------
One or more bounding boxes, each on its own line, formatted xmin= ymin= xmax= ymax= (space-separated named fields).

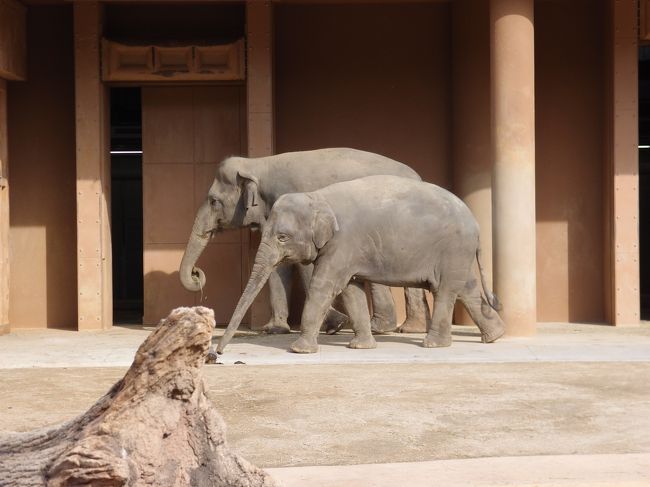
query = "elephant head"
xmin=179 ymin=157 xmax=267 ymax=292
xmin=216 ymin=193 xmax=338 ymax=353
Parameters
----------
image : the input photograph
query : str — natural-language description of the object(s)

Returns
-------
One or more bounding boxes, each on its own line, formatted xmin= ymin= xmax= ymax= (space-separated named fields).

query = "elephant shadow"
xmin=210 ymin=326 xmax=483 ymax=353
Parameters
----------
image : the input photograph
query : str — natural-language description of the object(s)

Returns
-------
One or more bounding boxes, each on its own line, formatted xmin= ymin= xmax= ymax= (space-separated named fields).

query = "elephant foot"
xmin=399 ymin=317 xmax=428 ymax=334
xmin=422 ymin=332 xmax=452 ymax=348
xmin=370 ymin=316 xmax=397 ymax=334
xmin=262 ymin=319 xmax=291 ymax=335
xmin=290 ymin=336 xmax=319 ymax=354
xmin=324 ymin=308 xmax=349 ymax=335
xmin=481 ymin=322 xmax=505 ymax=343
xmin=205 ymin=349 xmax=219 ymax=364
xmin=348 ymin=335 xmax=377 ymax=349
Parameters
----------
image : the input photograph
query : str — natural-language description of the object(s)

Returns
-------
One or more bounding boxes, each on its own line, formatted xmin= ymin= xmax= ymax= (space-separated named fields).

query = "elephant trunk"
xmin=217 ymin=242 xmax=279 ymax=354
xmin=179 ymin=228 xmax=210 ymax=292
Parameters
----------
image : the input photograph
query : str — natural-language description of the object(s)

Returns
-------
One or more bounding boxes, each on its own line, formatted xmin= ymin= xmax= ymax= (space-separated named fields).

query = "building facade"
xmin=0 ymin=0 xmax=644 ymax=335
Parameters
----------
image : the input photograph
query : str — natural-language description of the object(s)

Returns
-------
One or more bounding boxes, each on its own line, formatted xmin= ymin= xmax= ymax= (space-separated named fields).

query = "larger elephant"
xmin=217 ymin=175 xmax=505 ymax=354
xmin=179 ymin=148 xmax=429 ymax=333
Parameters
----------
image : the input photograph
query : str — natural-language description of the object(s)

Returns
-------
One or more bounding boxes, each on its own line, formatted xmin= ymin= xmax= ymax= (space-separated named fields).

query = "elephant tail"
xmin=476 ymin=246 xmax=502 ymax=311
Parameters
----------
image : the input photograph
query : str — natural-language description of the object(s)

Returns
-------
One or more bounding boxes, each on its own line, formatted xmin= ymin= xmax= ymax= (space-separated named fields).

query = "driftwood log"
xmin=0 ymin=307 xmax=277 ymax=487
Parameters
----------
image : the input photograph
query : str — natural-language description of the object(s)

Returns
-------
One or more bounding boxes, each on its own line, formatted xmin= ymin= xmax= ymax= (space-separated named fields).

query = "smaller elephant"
xmin=216 ymin=175 xmax=505 ymax=355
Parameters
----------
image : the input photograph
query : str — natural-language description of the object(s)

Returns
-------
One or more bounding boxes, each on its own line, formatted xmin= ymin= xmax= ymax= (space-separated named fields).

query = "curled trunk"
xmin=179 ymin=232 xmax=209 ymax=292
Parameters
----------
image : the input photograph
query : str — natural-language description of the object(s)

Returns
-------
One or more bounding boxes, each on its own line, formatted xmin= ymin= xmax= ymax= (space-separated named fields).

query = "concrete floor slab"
xmin=1 ymin=322 xmax=649 ymax=369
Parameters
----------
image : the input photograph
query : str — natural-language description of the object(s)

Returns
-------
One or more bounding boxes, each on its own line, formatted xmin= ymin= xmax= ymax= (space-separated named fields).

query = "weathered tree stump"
xmin=0 ymin=307 xmax=277 ymax=487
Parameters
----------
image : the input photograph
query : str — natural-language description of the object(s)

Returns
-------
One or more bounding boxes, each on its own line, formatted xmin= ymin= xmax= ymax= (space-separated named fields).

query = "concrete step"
xmin=267 ymin=453 xmax=650 ymax=487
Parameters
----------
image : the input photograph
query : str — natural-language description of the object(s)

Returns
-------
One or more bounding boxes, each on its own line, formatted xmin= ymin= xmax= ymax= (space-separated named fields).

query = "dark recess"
xmin=111 ymin=87 xmax=143 ymax=324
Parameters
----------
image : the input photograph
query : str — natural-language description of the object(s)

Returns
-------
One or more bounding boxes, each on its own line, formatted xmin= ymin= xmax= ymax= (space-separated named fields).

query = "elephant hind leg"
xmin=341 ymin=281 xmax=377 ymax=350
xmin=399 ymin=288 xmax=430 ymax=333
xmin=422 ymin=289 xmax=457 ymax=348
xmin=457 ymin=278 xmax=505 ymax=343
xmin=369 ymin=283 xmax=397 ymax=334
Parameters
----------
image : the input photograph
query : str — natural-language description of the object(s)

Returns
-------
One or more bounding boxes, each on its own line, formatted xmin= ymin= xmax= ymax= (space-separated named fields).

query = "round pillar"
xmin=490 ymin=0 xmax=537 ymax=336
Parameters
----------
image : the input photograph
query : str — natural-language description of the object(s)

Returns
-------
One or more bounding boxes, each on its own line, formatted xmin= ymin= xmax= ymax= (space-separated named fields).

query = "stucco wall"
xmin=8 ymin=6 xmax=77 ymax=329
xmin=141 ymin=86 xmax=247 ymax=326
xmin=275 ymin=1 xmax=607 ymax=325
xmin=274 ymin=2 xmax=451 ymax=186
xmin=4 ymin=1 xmax=610 ymax=329
xmin=274 ymin=2 xmax=451 ymax=323
xmin=535 ymin=0 xmax=606 ymax=323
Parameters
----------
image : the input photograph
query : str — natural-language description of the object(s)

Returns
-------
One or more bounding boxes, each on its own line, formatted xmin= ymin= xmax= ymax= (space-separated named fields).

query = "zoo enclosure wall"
xmin=0 ymin=0 xmax=637 ymax=332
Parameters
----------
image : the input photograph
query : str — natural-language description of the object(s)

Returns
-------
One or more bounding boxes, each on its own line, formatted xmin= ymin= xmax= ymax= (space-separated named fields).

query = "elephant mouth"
xmin=197 ymin=230 xmax=214 ymax=240
xmin=205 ymin=222 xmax=225 ymax=238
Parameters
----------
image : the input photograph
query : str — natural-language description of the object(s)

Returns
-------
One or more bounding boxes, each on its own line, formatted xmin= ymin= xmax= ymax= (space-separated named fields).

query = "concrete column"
xmin=0 ymin=80 xmax=8 ymax=335
xmin=0 ymin=0 xmax=26 ymax=335
xmin=490 ymin=0 xmax=536 ymax=335
xmin=452 ymin=0 xmax=492 ymax=325
xmin=74 ymin=2 xmax=112 ymax=330
xmin=246 ymin=0 xmax=275 ymax=329
xmin=605 ymin=0 xmax=640 ymax=324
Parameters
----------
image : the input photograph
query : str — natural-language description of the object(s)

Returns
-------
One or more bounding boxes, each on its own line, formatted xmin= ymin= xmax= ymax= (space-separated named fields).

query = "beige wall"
xmin=142 ymin=86 xmax=248 ymax=325
xmin=451 ymin=0 xmax=492 ymax=325
xmin=8 ymin=6 xmax=77 ymax=329
xmin=535 ymin=0 xmax=606 ymax=322
xmin=274 ymin=1 xmax=609 ymax=325
xmin=274 ymin=3 xmax=451 ymax=186
xmin=274 ymin=2 xmax=451 ymax=323
xmin=2 ymin=1 xmax=618 ymax=329
xmin=0 ymin=81 xmax=8 ymax=335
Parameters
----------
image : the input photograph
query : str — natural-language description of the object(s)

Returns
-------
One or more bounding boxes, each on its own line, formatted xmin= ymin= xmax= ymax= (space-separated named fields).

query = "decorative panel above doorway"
xmin=101 ymin=39 xmax=245 ymax=82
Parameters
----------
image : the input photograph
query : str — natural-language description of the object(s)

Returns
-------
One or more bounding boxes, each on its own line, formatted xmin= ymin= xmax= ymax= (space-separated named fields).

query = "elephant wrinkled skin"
xmin=179 ymin=148 xmax=430 ymax=334
xmin=218 ymin=175 xmax=505 ymax=354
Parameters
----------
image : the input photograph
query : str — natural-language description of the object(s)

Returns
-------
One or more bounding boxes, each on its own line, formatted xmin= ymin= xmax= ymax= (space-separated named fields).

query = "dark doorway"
xmin=639 ymin=47 xmax=650 ymax=319
xmin=110 ymin=88 xmax=143 ymax=324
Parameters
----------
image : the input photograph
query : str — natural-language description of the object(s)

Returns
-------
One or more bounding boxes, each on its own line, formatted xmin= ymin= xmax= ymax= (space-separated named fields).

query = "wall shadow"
xmin=8 ymin=5 xmax=77 ymax=329
xmin=535 ymin=0 xmax=607 ymax=324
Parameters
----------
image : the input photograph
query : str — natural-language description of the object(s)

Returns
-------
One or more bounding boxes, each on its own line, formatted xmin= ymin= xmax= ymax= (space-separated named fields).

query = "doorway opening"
xmin=110 ymin=87 xmax=143 ymax=324
xmin=639 ymin=46 xmax=650 ymax=320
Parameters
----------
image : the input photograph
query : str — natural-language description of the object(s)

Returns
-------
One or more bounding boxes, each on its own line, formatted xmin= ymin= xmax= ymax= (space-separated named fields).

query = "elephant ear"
xmin=237 ymin=170 xmax=260 ymax=210
xmin=310 ymin=196 xmax=339 ymax=249
xmin=238 ymin=170 xmax=267 ymax=227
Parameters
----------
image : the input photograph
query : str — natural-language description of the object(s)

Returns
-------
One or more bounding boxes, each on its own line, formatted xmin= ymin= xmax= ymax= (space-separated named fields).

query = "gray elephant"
xmin=217 ymin=175 xmax=505 ymax=355
xmin=179 ymin=148 xmax=430 ymax=334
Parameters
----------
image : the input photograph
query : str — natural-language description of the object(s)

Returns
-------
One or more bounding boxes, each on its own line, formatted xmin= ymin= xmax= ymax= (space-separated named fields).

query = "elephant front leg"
xmin=341 ymin=281 xmax=377 ymax=349
xmin=399 ymin=288 xmax=430 ymax=333
xmin=296 ymin=263 xmax=349 ymax=334
xmin=369 ymin=284 xmax=397 ymax=334
xmin=264 ymin=265 xmax=293 ymax=334
xmin=291 ymin=270 xmax=347 ymax=354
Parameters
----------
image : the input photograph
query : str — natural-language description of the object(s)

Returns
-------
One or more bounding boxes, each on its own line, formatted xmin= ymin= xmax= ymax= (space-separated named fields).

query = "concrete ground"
xmin=2 ymin=322 xmax=650 ymax=368
xmin=1 ymin=323 xmax=650 ymax=485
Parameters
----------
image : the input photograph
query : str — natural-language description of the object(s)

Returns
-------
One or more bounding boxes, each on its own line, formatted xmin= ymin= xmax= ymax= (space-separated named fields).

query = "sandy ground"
xmin=1 ymin=362 xmax=649 ymax=468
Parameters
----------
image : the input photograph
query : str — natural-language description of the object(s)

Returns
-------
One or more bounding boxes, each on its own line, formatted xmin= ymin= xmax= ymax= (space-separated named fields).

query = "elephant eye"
xmin=277 ymin=233 xmax=291 ymax=242
xmin=209 ymin=196 xmax=220 ymax=208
